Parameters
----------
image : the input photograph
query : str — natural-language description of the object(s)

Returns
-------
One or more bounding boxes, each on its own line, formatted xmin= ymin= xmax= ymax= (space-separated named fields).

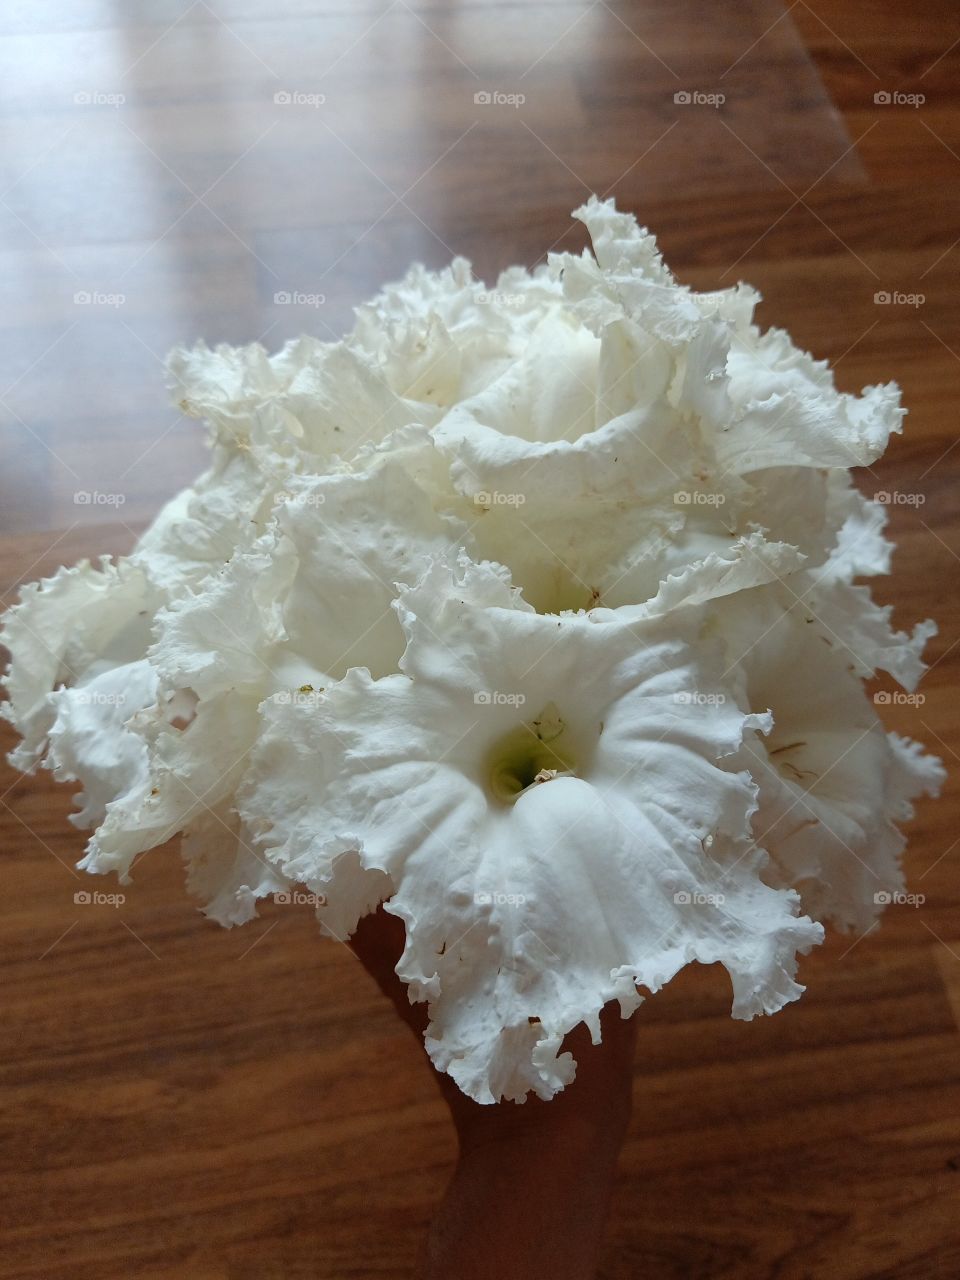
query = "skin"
xmin=349 ymin=906 xmax=639 ymax=1280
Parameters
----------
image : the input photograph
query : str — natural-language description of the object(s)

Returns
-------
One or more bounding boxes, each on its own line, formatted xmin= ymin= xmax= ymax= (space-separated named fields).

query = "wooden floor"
xmin=1 ymin=1 xmax=959 ymax=1276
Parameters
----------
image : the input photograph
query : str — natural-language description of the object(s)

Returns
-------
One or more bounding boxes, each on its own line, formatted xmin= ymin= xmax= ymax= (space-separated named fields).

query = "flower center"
xmin=485 ymin=701 xmax=578 ymax=803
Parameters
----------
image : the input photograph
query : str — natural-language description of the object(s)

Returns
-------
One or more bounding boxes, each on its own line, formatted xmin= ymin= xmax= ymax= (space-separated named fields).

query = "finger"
xmin=348 ymin=904 xmax=429 ymax=1037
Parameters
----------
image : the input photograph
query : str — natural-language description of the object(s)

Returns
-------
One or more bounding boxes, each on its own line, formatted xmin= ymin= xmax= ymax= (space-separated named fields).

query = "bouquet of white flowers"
xmin=2 ymin=198 xmax=942 ymax=1104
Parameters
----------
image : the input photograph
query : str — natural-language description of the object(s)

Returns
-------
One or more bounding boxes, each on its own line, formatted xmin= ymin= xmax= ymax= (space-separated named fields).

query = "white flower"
xmin=238 ymin=558 xmax=822 ymax=1101
xmin=1 ymin=197 xmax=942 ymax=1103
xmin=712 ymin=588 xmax=944 ymax=931
xmin=2 ymin=558 xmax=159 ymax=771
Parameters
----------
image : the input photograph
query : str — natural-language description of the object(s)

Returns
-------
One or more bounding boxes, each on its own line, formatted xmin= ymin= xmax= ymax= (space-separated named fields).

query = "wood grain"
xmin=1 ymin=2 xmax=959 ymax=1276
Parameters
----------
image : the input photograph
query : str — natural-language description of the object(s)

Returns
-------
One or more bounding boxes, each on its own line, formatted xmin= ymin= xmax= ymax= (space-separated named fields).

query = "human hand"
xmin=350 ymin=905 xmax=638 ymax=1279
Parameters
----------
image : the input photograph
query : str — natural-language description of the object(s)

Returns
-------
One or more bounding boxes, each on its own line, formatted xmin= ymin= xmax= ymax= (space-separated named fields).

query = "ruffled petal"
xmin=2 ymin=558 xmax=158 ymax=770
xmin=182 ymin=803 xmax=291 ymax=927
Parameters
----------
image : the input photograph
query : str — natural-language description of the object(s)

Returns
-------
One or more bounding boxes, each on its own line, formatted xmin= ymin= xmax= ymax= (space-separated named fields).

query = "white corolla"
xmin=1 ymin=198 xmax=942 ymax=1103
